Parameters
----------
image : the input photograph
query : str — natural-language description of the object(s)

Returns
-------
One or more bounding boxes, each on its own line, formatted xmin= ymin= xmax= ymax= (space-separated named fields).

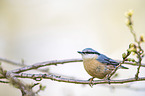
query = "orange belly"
xmin=83 ymin=59 xmax=115 ymax=79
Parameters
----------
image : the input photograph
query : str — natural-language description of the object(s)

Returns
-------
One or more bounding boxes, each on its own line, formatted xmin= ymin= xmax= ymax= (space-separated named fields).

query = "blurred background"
xmin=0 ymin=0 xmax=145 ymax=96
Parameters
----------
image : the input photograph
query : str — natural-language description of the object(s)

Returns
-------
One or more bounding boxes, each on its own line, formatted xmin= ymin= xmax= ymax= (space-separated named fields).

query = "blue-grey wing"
xmin=96 ymin=54 xmax=119 ymax=66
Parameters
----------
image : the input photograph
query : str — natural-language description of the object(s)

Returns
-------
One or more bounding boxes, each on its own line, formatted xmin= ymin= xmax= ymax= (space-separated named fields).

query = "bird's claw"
xmin=88 ymin=77 xmax=94 ymax=87
xmin=104 ymin=75 xmax=111 ymax=84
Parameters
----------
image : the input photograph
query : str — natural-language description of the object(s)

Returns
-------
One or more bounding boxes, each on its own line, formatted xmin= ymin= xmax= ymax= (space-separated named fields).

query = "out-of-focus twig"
xmin=125 ymin=10 xmax=145 ymax=80
xmin=0 ymin=57 xmax=50 ymax=73
xmin=0 ymin=57 xmax=26 ymax=66
xmin=0 ymin=65 xmax=35 ymax=96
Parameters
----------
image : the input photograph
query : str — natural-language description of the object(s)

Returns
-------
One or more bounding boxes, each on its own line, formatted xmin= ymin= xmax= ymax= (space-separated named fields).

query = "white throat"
xmin=81 ymin=54 xmax=98 ymax=60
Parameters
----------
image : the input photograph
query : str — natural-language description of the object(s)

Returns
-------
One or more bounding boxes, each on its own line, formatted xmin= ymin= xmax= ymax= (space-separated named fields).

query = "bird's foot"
xmin=88 ymin=77 xmax=94 ymax=87
xmin=104 ymin=75 xmax=111 ymax=84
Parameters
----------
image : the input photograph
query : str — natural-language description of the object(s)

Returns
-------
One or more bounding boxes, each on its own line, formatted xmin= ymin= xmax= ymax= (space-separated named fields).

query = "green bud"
xmin=142 ymin=54 xmax=144 ymax=58
xmin=125 ymin=10 xmax=134 ymax=18
xmin=125 ymin=19 xmax=132 ymax=26
xmin=131 ymin=59 xmax=135 ymax=62
xmin=127 ymin=47 xmax=137 ymax=53
xmin=126 ymin=58 xmax=135 ymax=62
xmin=129 ymin=43 xmax=136 ymax=48
xmin=122 ymin=53 xmax=126 ymax=59
xmin=140 ymin=34 xmax=145 ymax=42
xmin=40 ymin=85 xmax=46 ymax=91
xmin=127 ymin=58 xmax=132 ymax=61
xmin=133 ymin=62 xmax=137 ymax=65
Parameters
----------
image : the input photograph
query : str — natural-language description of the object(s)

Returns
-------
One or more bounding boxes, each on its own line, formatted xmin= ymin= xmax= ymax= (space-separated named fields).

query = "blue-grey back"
xmin=96 ymin=54 xmax=119 ymax=66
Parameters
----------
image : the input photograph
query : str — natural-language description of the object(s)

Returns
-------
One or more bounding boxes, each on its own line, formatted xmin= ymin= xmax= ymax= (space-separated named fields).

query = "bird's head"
xmin=78 ymin=48 xmax=100 ymax=59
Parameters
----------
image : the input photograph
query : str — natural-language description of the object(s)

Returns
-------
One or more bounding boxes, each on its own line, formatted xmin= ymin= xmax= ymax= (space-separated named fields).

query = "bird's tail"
xmin=120 ymin=65 xmax=129 ymax=69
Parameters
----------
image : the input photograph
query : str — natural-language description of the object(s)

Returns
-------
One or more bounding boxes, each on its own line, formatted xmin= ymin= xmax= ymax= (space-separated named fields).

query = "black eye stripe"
xmin=82 ymin=52 xmax=100 ymax=55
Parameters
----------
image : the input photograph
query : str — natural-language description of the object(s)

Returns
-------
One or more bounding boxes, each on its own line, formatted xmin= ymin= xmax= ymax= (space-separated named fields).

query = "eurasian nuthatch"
xmin=78 ymin=48 xmax=128 ymax=85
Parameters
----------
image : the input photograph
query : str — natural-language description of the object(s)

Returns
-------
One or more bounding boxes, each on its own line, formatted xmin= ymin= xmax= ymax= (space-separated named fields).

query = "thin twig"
xmin=129 ymin=26 xmax=138 ymax=42
xmin=123 ymin=62 xmax=145 ymax=67
xmin=135 ymin=42 xmax=143 ymax=79
xmin=0 ymin=57 xmax=26 ymax=66
xmin=106 ymin=63 xmax=121 ymax=80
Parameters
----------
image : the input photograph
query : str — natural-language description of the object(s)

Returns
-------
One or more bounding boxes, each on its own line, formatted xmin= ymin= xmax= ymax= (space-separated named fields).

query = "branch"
xmin=0 ymin=80 xmax=9 ymax=83
xmin=1 ymin=57 xmax=145 ymax=74
xmin=13 ymin=73 xmax=145 ymax=85
xmin=10 ymin=58 xmax=83 ymax=73
xmin=1 ymin=58 xmax=142 ymax=74
xmin=0 ymin=65 xmax=35 ymax=96
xmin=1 ymin=57 xmax=145 ymax=82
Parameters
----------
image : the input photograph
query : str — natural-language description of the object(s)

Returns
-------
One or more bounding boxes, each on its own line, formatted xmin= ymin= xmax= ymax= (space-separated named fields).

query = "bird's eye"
xmin=82 ymin=52 xmax=86 ymax=54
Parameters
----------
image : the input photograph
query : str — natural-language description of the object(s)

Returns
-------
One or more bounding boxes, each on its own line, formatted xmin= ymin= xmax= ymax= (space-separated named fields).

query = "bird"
xmin=78 ymin=48 xmax=128 ymax=85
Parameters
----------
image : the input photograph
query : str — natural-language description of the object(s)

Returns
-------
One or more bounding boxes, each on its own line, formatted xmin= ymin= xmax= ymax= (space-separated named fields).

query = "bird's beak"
xmin=77 ymin=51 xmax=83 ymax=54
